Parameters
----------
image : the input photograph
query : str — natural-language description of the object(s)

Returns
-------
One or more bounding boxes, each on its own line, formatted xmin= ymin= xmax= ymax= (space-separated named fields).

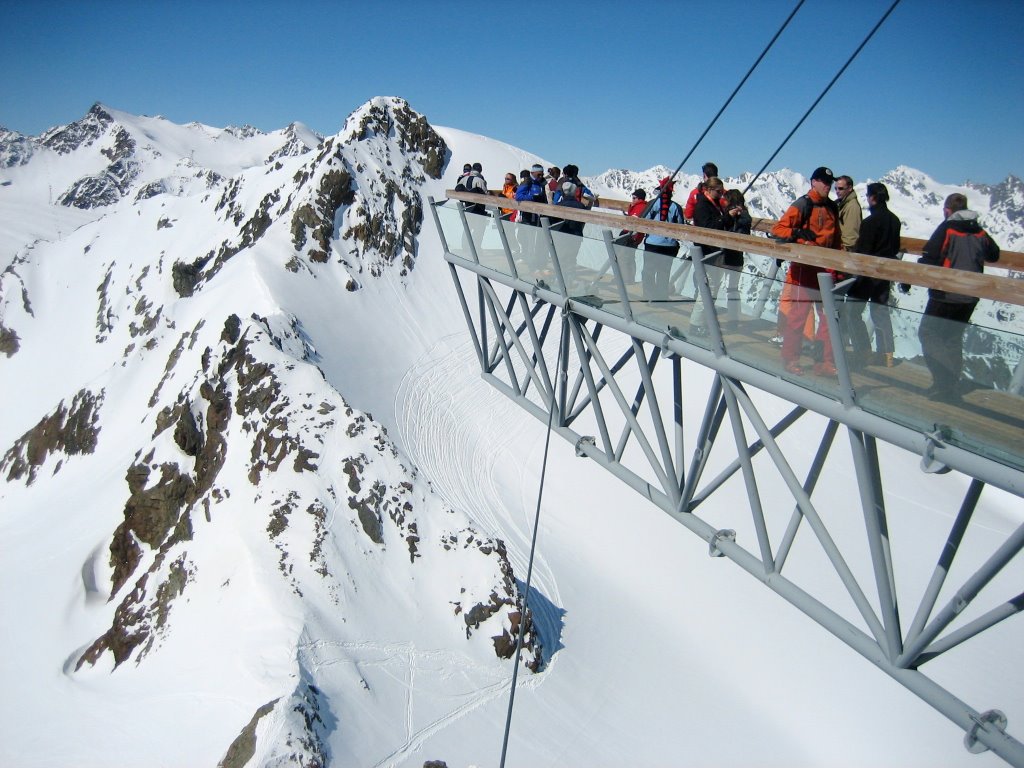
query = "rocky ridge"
xmin=0 ymin=97 xmax=538 ymax=765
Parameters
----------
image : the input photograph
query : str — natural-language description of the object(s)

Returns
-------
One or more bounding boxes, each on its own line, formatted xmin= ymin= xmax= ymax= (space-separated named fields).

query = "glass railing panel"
xmin=624 ymin=243 xmax=701 ymax=339
xmin=434 ymin=201 xmax=473 ymax=261
xmin=842 ymin=300 xmax=1024 ymax=470
xmin=545 ymin=224 xmax=618 ymax=302
xmin=497 ymin=214 xmax=552 ymax=281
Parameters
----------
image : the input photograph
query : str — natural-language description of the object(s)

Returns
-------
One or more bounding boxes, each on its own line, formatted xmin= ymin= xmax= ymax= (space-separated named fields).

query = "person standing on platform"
xmin=642 ymin=178 xmax=686 ymax=301
xmin=721 ymin=188 xmax=752 ymax=326
xmin=846 ymin=182 xmax=902 ymax=367
xmin=500 ymin=172 xmax=518 ymax=220
xmin=835 ymin=174 xmax=864 ymax=351
xmin=917 ymin=193 xmax=1000 ymax=401
xmin=514 ymin=166 xmax=548 ymax=272
xmin=459 ymin=162 xmax=489 ymax=254
xmin=554 ymin=181 xmax=588 ymax=290
xmin=771 ymin=166 xmax=842 ymax=377
xmin=684 ymin=161 xmax=721 ymax=223
xmin=617 ymin=189 xmax=648 ymax=283
xmin=835 ymin=175 xmax=862 ymax=250
xmin=546 ymin=166 xmax=561 ymax=197
xmin=689 ymin=177 xmax=729 ymax=335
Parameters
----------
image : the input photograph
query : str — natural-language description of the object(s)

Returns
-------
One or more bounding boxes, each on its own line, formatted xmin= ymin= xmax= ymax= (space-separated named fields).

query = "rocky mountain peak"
xmin=341 ymin=96 xmax=447 ymax=179
xmin=224 ymin=124 xmax=264 ymax=140
xmin=0 ymin=126 xmax=38 ymax=168
xmin=39 ymin=101 xmax=116 ymax=155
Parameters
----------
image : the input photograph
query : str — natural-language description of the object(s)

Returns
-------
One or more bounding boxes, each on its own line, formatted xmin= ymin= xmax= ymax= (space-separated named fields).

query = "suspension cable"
xmin=641 ymin=0 xmax=805 ymax=211
xmin=663 ymin=0 xmax=806 ymax=193
xmin=743 ymin=0 xmax=902 ymax=195
xmin=499 ymin=310 xmax=568 ymax=768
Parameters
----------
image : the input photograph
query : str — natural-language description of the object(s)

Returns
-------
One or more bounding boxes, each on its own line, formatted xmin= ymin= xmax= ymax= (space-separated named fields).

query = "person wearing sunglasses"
xmin=834 ymin=175 xmax=862 ymax=251
xmin=500 ymin=172 xmax=518 ymax=220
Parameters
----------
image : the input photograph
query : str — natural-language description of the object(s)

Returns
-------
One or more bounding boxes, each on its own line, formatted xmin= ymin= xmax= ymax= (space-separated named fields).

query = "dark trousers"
xmin=918 ymin=298 xmax=976 ymax=391
xmin=642 ymin=242 xmax=680 ymax=300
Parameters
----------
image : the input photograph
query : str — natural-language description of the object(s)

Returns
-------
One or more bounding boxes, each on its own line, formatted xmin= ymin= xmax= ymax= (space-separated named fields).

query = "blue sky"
xmin=3 ymin=0 xmax=1022 ymax=184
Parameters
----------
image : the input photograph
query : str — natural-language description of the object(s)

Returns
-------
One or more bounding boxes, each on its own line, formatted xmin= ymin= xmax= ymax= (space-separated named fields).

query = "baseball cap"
xmin=810 ymin=166 xmax=835 ymax=185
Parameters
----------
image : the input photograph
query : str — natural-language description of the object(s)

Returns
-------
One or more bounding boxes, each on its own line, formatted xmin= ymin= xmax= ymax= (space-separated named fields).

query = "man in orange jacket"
xmin=771 ymin=166 xmax=842 ymax=376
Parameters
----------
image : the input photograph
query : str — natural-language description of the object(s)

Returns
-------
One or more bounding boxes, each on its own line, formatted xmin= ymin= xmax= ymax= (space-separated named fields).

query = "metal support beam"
xmin=431 ymin=199 xmax=1024 ymax=765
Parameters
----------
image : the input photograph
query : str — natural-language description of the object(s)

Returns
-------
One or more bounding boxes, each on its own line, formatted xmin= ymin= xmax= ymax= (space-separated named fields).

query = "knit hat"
xmin=561 ymin=181 xmax=579 ymax=198
xmin=658 ymin=176 xmax=674 ymax=193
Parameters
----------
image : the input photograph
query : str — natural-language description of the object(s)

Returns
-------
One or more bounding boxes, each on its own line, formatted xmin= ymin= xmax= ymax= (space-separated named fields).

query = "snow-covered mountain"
xmin=1 ymin=98 xmax=1022 ymax=768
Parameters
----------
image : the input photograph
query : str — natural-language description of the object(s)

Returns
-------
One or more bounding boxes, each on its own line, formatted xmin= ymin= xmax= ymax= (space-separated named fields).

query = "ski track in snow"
xmin=298 ymin=637 xmax=512 ymax=768
xmin=395 ymin=334 xmax=563 ymax=613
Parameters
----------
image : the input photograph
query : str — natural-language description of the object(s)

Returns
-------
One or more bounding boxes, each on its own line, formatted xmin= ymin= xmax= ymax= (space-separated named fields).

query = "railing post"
xmin=602 ymin=230 xmax=634 ymax=323
xmin=456 ymin=203 xmax=482 ymax=265
xmin=691 ymin=250 xmax=727 ymax=355
xmin=540 ymin=217 xmax=569 ymax=296
xmin=818 ymin=271 xmax=856 ymax=407
xmin=752 ymin=256 xmax=782 ymax=320
xmin=489 ymin=204 xmax=520 ymax=279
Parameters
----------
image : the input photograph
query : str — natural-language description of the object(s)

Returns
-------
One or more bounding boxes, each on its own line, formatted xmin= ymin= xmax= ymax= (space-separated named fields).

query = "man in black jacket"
xmin=846 ymin=182 xmax=902 ymax=366
xmin=917 ymin=193 xmax=1000 ymax=400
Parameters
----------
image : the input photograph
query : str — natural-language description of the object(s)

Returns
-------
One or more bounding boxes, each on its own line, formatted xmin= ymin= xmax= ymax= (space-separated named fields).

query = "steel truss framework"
xmin=430 ymin=199 xmax=1024 ymax=765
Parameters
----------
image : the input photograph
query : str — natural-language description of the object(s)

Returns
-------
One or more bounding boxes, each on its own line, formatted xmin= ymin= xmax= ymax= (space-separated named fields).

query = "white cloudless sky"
xmin=2 ymin=0 xmax=1022 ymax=184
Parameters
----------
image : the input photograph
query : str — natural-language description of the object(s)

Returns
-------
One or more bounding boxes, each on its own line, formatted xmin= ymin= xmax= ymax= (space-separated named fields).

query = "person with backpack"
xmin=771 ymin=166 xmax=842 ymax=377
xmin=455 ymin=162 xmax=489 ymax=212
xmin=455 ymin=163 xmax=472 ymax=189
xmin=642 ymin=177 xmax=686 ymax=300
xmin=553 ymin=164 xmax=597 ymax=208
xmin=916 ymin=193 xmax=1000 ymax=401
xmin=455 ymin=162 xmax=489 ymax=254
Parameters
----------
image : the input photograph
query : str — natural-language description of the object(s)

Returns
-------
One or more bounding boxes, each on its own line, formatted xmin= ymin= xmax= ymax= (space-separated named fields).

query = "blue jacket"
xmin=643 ymin=199 xmax=685 ymax=246
xmin=515 ymin=179 xmax=546 ymax=203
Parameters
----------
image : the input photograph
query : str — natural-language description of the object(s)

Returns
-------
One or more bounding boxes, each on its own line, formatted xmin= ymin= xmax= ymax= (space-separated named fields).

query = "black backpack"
xmin=458 ymin=173 xmax=487 ymax=214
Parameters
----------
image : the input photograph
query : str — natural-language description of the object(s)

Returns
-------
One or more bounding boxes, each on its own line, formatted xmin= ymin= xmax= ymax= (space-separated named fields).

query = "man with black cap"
xmin=771 ymin=166 xmax=841 ymax=376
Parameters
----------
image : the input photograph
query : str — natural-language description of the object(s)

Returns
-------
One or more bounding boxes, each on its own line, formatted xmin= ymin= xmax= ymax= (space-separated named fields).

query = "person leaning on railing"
xmin=771 ymin=166 xmax=842 ymax=377
xmin=916 ymin=193 xmax=1000 ymax=402
xmin=846 ymin=182 xmax=902 ymax=367
xmin=616 ymin=189 xmax=648 ymax=283
xmin=641 ymin=178 xmax=686 ymax=301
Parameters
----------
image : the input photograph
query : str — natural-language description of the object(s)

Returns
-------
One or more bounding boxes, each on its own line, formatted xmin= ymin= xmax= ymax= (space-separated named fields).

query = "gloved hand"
xmin=898 ymin=283 xmax=911 ymax=294
xmin=792 ymin=229 xmax=816 ymax=244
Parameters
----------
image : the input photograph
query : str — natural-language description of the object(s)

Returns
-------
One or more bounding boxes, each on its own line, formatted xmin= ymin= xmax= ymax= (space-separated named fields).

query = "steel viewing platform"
xmin=431 ymin=190 xmax=1024 ymax=765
